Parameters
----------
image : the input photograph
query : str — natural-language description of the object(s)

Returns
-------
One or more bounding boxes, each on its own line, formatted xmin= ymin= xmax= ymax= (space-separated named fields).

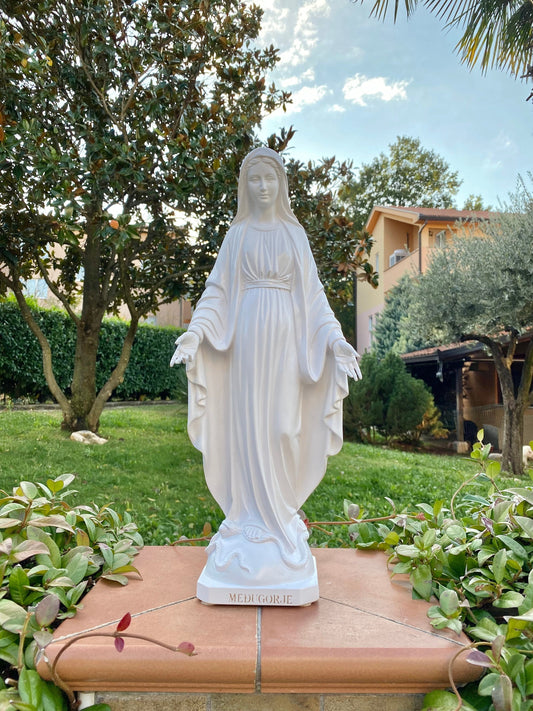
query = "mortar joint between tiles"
xmin=255 ymin=606 xmax=262 ymax=693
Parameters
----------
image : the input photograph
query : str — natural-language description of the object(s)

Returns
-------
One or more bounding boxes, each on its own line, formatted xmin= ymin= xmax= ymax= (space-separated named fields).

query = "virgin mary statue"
xmin=171 ymin=147 xmax=360 ymax=605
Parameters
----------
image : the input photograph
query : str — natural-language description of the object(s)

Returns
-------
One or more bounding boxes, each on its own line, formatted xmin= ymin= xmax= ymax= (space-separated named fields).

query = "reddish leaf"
xmin=467 ymin=650 xmax=492 ymax=667
xmin=114 ymin=637 xmax=125 ymax=653
xmin=35 ymin=595 xmax=60 ymax=628
xmin=177 ymin=641 xmax=195 ymax=656
xmin=116 ymin=612 xmax=131 ymax=632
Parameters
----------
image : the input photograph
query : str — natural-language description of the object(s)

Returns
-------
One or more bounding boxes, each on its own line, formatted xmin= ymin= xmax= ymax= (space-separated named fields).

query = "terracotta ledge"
xmin=38 ymin=547 xmax=480 ymax=695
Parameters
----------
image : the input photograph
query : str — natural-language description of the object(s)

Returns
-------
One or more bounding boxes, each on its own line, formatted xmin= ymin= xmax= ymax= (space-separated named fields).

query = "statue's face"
xmin=246 ymin=159 xmax=280 ymax=216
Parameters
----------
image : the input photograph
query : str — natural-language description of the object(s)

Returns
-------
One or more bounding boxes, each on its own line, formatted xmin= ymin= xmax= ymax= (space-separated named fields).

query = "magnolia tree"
xmin=0 ymin=1 xmax=376 ymax=431
xmin=409 ymin=182 xmax=533 ymax=475
xmin=0 ymin=0 xmax=285 ymax=431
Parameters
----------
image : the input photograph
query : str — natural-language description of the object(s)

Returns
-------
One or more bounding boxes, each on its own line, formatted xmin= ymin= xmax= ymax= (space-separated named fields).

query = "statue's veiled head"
xmin=233 ymin=147 xmax=299 ymax=226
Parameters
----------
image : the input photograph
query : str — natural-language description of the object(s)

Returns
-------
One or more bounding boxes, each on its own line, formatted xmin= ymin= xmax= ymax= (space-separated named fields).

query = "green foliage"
xmin=0 ymin=0 xmax=289 ymax=429
xmin=0 ymin=406 xmax=484 ymax=549
xmin=285 ymin=157 xmax=378 ymax=306
xmin=410 ymin=186 xmax=533 ymax=344
xmin=0 ymin=299 xmax=184 ymax=401
xmin=0 ymin=472 xmax=142 ymax=710
xmin=340 ymin=136 xmax=462 ymax=230
xmin=347 ymin=431 xmax=533 ymax=709
xmin=371 ymin=274 xmax=431 ymax=358
xmin=343 ymin=351 xmax=433 ymax=442
xmin=406 ymin=178 xmax=533 ymax=476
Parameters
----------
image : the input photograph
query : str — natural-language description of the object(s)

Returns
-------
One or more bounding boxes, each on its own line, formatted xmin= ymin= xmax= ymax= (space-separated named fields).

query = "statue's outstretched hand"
xmin=333 ymin=340 xmax=362 ymax=380
xmin=170 ymin=332 xmax=200 ymax=367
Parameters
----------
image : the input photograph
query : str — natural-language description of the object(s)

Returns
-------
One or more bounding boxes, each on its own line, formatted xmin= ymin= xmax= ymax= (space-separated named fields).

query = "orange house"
xmin=356 ymin=206 xmax=494 ymax=353
xmin=356 ymin=206 xmax=532 ymax=449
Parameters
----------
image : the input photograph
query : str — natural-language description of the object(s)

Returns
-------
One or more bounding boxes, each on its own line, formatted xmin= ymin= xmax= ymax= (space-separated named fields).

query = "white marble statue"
xmin=170 ymin=147 xmax=361 ymax=605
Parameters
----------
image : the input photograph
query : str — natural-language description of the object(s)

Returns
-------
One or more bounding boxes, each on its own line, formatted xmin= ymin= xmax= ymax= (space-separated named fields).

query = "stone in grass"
xmin=70 ymin=430 xmax=108 ymax=445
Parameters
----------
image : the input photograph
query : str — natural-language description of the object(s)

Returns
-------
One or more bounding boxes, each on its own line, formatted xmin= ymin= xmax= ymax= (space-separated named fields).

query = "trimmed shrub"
xmin=344 ymin=351 xmax=435 ymax=443
xmin=0 ymin=299 xmax=184 ymax=401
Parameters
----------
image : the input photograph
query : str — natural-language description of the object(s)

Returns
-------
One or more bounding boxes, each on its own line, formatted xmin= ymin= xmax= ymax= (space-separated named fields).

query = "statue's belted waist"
xmin=244 ymin=279 xmax=291 ymax=291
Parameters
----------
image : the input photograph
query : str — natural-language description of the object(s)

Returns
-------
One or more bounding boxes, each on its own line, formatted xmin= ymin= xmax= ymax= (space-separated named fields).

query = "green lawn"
xmin=0 ymin=405 xmax=512 ymax=546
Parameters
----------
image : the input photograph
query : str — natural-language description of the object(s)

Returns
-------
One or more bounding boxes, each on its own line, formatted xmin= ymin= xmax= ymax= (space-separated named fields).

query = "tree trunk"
xmin=500 ymin=398 xmax=525 ymax=476
xmin=63 ymin=211 xmax=106 ymax=432
xmin=487 ymin=334 xmax=529 ymax=477
xmin=66 ymin=316 xmax=102 ymax=431
xmin=86 ymin=316 xmax=140 ymax=432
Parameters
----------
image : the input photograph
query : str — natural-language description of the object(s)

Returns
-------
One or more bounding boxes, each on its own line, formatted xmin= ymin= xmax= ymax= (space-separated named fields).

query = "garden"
xmin=1 ymin=404 xmax=533 ymax=709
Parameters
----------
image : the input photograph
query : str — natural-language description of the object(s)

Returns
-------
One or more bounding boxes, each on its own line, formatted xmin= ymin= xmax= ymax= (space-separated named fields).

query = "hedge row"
xmin=0 ymin=299 xmax=186 ymax=401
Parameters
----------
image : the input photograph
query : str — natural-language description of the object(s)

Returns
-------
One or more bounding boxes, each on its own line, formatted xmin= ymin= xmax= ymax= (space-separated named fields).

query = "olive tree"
xmin=409 ymin=180 xmax=533 ymax=475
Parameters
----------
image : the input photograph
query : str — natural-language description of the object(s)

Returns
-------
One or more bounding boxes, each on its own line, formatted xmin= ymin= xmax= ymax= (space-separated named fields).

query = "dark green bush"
xmin=0 ymin=299 xmax=184 ymax=401
xmin=344 ymin=351 xmax=434 ymax=442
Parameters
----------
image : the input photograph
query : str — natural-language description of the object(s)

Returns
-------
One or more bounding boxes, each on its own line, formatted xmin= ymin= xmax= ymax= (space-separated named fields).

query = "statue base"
xmin=196 ymin=556 xmax=319 ymax=606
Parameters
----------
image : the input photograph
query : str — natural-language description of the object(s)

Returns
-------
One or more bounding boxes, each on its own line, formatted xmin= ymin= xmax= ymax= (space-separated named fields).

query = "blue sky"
xmin=255 ymin=0 xmax=533 ymax=209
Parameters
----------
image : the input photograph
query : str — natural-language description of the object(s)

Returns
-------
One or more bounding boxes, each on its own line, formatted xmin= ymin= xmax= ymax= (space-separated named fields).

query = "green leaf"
xmin=0 ymin=517 xmax=20 ymax=529
xmin=410 ymin=563 xmax=433 ymax=601
xmin=54 ymin=473 xmax=75 ymax=490
xmin=100 ymin=573 xmax=129 ymax=585
xmin=0 ymin=599 xmax=28 ymax=633
xmin=108 ymin=564 xmax=141 ymax=578
xmin=65 ymin=553 xmax=89 ymax=585
xmin=514 ymin=516 xmax=533 ymax=539
xmin=439 ymin=589 xmax=459 ymax=616
xmin=485 ymin=460 xmax=501 ymax=478
xmin=496 ymin=535 xmax=528 ymax=562
xmin=27 ymin=526 xmax=62 ymax=568
xmin=493 ymin=591 xmax=524 ymax=608
xmin=478 ymin=672 xmax=504 ymax=696
xmin=40 ymin=679 xmax=68 ymax=711
xmin=9 ymin=565 xmax=30 ymax=606
xmin=18 ymin=482 xmax=38 ymax=500
xmin=492 ymin=549 xmax=508 ymax=584
xmin=18 ymin=669 xmax=43 ymax=708
xmin=505 ymin=653 xmax=526 ymax=697
xmin=505 ymin=488 xmax=533 ymax=507
xmin=422 ymin=690 xmax=461 ymax=710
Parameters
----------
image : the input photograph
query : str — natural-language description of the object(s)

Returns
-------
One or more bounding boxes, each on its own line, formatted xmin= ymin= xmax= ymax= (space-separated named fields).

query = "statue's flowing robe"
xmin=186 ymin=220 xmax=348 ymax=565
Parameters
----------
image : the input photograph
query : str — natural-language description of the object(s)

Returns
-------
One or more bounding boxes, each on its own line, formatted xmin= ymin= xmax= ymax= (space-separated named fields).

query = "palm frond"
xmin=423 ymin=0 xmax=533 ymax=76
xmin=365 ymin=0 xmax=419 ymax=22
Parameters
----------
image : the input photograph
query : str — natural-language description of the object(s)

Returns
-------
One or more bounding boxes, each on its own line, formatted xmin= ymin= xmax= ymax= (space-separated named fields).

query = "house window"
xmin=435 ymin=230 xmax=447 ymax=248
xmin=23 ymin=278 xmax=48 ymax=299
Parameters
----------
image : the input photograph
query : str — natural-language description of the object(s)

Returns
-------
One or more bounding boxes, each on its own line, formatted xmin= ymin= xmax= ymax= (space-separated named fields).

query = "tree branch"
xmin=517 ymin=336 xmax=533 ymax=410
xmin=89 ymin=314 xmax=139 ymax=429
xmin=35 ymin=254 xmax=80 ymax=325
xmin=10 ymin=278 xmax=72 ymax=417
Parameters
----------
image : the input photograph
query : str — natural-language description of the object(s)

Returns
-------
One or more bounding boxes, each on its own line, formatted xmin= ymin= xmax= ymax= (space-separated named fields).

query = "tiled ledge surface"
xmin=37 ymin=547 xmax=480 ymax=701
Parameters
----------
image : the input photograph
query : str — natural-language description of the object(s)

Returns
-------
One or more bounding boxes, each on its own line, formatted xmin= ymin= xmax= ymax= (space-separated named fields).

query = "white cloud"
xmin=279 ymin=0 xmax=331 ymax=67
xmin=268 ymin=84 xmax=329 ymax=118
xmin=289 ymin=84 xmax=329 ymax=112
xmin=280 ymin=69 xmax=316 ymax=89
xmin=328 ymin=104 xmax=346 ymax=113
xmin=343 ymin=74 xmax=410 ymax=106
